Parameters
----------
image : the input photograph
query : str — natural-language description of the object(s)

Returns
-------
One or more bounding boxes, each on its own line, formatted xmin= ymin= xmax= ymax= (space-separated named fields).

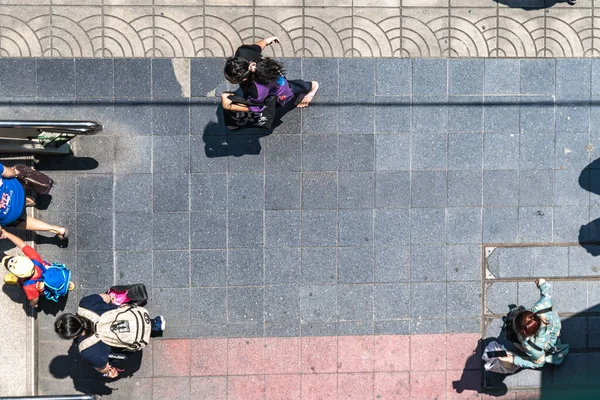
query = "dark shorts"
xmin=288 ymin=79 xmax=312 ymax=96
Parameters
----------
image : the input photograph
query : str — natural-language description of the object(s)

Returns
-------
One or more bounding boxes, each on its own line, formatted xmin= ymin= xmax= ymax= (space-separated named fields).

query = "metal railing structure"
xmin=0 ymin=121 xmax=102 ymax=155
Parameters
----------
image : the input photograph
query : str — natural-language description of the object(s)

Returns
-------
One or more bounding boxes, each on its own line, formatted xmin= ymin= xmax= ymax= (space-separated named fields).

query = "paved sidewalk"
xmin=0 ymin=1 xmax=597 ymax=58
xmin=0 ymin=56 xmax=596 ymax=398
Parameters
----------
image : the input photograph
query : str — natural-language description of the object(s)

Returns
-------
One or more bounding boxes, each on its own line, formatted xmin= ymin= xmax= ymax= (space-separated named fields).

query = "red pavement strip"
xmin=146 ymin=333 xmax=538 ymax=399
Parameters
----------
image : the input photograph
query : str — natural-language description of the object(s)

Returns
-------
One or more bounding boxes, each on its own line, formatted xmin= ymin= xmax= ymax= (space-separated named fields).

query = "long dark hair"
xmin=224 ymin=56 xmax=285 ymax=84
xmin=55 ymin=313 xmax=95 ymax=340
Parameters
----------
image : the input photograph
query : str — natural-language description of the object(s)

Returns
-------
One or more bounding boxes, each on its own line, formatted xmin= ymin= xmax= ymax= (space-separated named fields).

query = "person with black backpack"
xmin=498 ymin=279 xmax=570 ymax=369
xmin=54 ymin=293 xmax=165 ymax=378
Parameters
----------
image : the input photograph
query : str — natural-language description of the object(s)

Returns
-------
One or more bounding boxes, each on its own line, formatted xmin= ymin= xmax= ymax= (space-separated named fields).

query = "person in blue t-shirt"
xmin=54 ymin=294 xmax=165 ymax=378
xmin=0 ymin=163 xmax=68 ymax=239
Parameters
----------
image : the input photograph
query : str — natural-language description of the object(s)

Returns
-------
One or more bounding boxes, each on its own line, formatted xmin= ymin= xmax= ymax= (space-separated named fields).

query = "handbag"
xmin=107 ymin=283 xmax=148 ymax=306
xmin=12 ymin=164 xmax=54 ymax=194
xmin=223 ymin=94 xmax=277 ymax=129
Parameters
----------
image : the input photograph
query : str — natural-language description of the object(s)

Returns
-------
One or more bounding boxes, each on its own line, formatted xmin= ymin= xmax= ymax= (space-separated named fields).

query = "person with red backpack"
xmin=1 ymin=227 xmax=73 ymax=308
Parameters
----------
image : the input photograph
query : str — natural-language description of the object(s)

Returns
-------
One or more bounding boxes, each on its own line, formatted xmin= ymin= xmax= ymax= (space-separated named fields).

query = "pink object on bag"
xmin=107 ymin=289 xmax=130 ymax=306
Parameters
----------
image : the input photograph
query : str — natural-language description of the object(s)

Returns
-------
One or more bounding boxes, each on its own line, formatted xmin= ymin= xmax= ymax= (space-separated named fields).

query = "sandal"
xmin=25 ymin=196 xmax=36 ymax=207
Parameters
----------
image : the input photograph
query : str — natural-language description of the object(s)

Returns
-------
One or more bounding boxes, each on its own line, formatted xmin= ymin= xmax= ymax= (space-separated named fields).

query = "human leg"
xmin=289 ymin=80 xmax=319 ymax=108
xmin=20 ymin=216 xmax=68 ymax=239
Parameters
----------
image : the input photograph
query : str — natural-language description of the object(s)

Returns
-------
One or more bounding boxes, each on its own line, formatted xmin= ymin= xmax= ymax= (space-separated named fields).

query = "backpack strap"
xmin=23 ymin=259 xmax=47 ymax=287
xmin=77 ymin=307 xmax=101 ymax=323
xmin=527 ymin=339 xmax=544 ymax=352
xmin=31 ymin=259 xmax=47 ymax=273
xmin=534 ymin=307 xmax=552 ymax=315
xmin=78 ymin=334 xmax=102 ymax=353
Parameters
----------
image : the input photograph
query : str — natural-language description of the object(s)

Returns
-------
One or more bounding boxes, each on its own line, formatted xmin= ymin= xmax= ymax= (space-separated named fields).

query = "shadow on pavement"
xmin=49 ymin=342 xmax=143 ymax=397
xmin=579 ymin=158 xmax=600 ymax=255
xmin=492 ymin=0 xmax=575 ymax=10
xmin=36 ymin=156 xmax=99 ymax=171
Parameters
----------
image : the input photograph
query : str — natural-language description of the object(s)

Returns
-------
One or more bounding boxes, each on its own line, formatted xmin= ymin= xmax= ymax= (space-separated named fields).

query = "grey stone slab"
xmin=517 ymin=281 xmax=539 ymax=309
xmin=447 ymin=170 xmax=482 ymax=207
xmin=518 ymin=207 xmax=553 ymax=243
xmin=483 ymin=96 xmax=520 ymax=133
xmin=411 ymin=132 xmax=447 ymax=170
xmin=77 ymin=212 xmax=113 ymax=250
xmin=555 ymin=130 xmax=590 ymax=170
xmin=153 ymin=173 xmax=189 ymax=212
xmin=190 ymin=288 xmax=226 ymax=324
xmin=589 ymin=282 xmax=600 ymax=311
xmin=556 ymin=103 xmax=590 ymax=133
xmin=520 ymin=59 xmax=555 ymax=95
xmin=446 ymin=318 xmax=481 ymax=334
xmin=552 ymin=281 xmax=588 ymax=313
xmin=483 ymin=133 xmax=519 ymax=170
xmin=302 ymin=210 xmax=337 ymax=247
xmin=264 ymin=285 xmax=300 ymax=323
xmin=153 ymin=288 xmax=191 ymax=327
xmin=446 ymin=207 xmax=482 ymax=245
xmin=448 ymin=134 xmax=482 ymax=170
xmin=519 ymin=96 xmax=555 ymax=134
xmin=410 ymin=282 xmax=446 ymax=318
xmin=301 ymin=322 xmax=338 ymax=336
xmin=153 ymin=213 xmax=189 ymax=250
xmin=153 ymin=250 xmax=190 ymax=288
xmin=265 ymin=210 xmax=301 ymax=247
xmin=301 ymin=247 xmax=337 ymax=284
xmin=558 ymin=316 xmax=587 ymax=350
xmin=114 ymin=59 xmax=152 ymax=98
xmin=227 ymin=324 xmax=263 ymax=338
xmin=519 ymin=132 xmax=555 ymax=169
xmin=374 ymin=209 xmax=410 ymax=246
xmin=301 ymin=97 xmax=340 ymax=134
xmin=569 ymin=245 xmax=600 ymax=277
xmin=77 ymin=175 xmax=113 ymax=212
xmin=339 ymin=59 xmax=375 ymax=96
xmin=152 ymin=59 xmax=185 ymax=98
xmin=300 ymin=285 xmax=338 ymax=322
xmin=190 ymin=135 xmax=227 ymax=173
xmin=412 ymin=59 xmax=447 ymax=96
xmin=374 ymin=283 xmax=410 ymax=320
xmin=301 ymin=172 xmax=337 ymax=210
xmin=412 ymin=96 xmax=448 ymax=134
xmin=484 ymin=59 xmax=519 ymax=95
xmin=483 ymin=207 xmax=518 ymax=243
xmin=593 ymin=59 xmax=600 ymax=96
xmin=190 ymin=174 xmax=227 ymax=211
xmin=0 ymin=59 xmax=36 ymax=96
xmin=76 ymin=59 xmax=114 ymax=98
xmin=76 ymin=251 xmax=114 ymax=289
xmin=266 ymin=173 xmax=301 ymax=210
xmin=302 ymin=135 xmax=338 ymax=171
xmin=228 ymin=211 xmax=263 ymax=248
xmin=153 ymin=136 xmax=190 ymax=173
xmin=375 ymin=171 xmax=410 ymax=208
xmin=589 ymin=317 xmax=600 ymax=348
xmin=115 ymin=251 xmax=153 ymax=287
xmin=113 ymin=99 xmax=152 ymax=136
xmin=338 ymin=172 xmax=374 ymax=209
xmin=448 ymin=96 xmax=483 ymax=133
xmin=411 ymin=171 xmax=447 ymax=208
xmin=114 ymin=136 xmax=151 ymax=173
xmin=519 ymin=169 xmax=554 ymax=207
xmin=410 ymin=208 xmax=446 ymax=244
xmin=498 ymin=247 xmax=535 ymax=278
xmin=227 ymin=173 xmax=264 ymax=210
xmin=447 ymin=245 xmax=482 ymax=282
xmin=555 ymin=169 xmax=589 ymax=206
xmin=0 ymin=97 xmax=37 ymax=120
xmin=554 ymin=206 xmax=589 ymax=243
xmin=37 ymin=59 xmax=75 ymax=98
xmin=554 ymin=353 xmax=588 ymax=386
xmin=338 ymin=97 xmax=375 ymax=134
xmin=410 ymin=245 xmax=446 ymax=282
xmin=191 ymin=250 xmax=227 ymax=287
xmin=190 ymin=323 xmax=226 ymax=338
xmin=449 ymin=59 xmax=484 ymax=95
xmin=115 ymin=212 xmax=153 ymax=251
xmin=303 ymin=58 xmax=339 ymax=96
xmin=483 ymin=170 xmax=519 ymax=207
xmin=228 ymin=248 xmax=264 ymax=286
xmin=376 ymin=59 xmax=411 ymax=96
xmin=556 ymin=59 xmax=591 ymax=100
xmin=338 ymin=321 xmax=373 ymax=336
xmin=265 ymin=323 xmax=301 ymax=337
xmin=114 ymin=174 xmax=152 ymax=213
xmin=189 ymin=97 xmax=226 ymax=136
xmin=338 ymin=246 xmax=374 ymax=284
xmin=228 ymin=287 xmax=263 ymax=324
xmin=190 ymin=212 xmax=227 ymax=249
xmin=338 ymin=210 xmax=373 ymax=246
xmin=265 ymin=134 xmax=302 ymax=172
xmin=34 ymin=211 xmax=77 ymax=252
xmin=374 ymin=246 xmax=410 ymax=283
xmin=447 ymin=282 xmax=481 ymax=319
xmin=532 ymin=247 xmax=569 ymax=277
xmin=375 ymin=134 xmax=411 ymax=171
xmin=374 ymin=320 xmax=410 ymax=335
xmin=338 ymin=284 xmax=373 ymax=321
xmin=338 ymin=135 xmax=374 ymax=171
xmin=37 ymin=99 xmax=77 ymax=121
xmin=152 ymin=100 xmax=190 ymax=135
xmin=265 ymin=247 xmax=300 ymax=285
xmin=485 ymin=282 xmax=517 ymax=314
xmin=191 ymin=58 xmax=227 ymax=97
xmin=374 ymin=97 xmax=411 ymax=134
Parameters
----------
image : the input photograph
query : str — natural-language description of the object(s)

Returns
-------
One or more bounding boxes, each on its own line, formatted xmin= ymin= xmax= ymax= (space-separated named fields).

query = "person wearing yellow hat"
xmin=1 ymin=228 xmax=74 ymax=308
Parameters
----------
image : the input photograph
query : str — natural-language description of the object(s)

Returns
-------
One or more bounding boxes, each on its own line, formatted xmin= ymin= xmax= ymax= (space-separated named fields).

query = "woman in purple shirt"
xmin=221 ymin=36 xmax=319 ymax=114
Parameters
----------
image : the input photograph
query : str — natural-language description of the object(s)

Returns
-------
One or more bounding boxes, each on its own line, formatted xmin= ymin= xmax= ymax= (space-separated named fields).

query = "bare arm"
xmin=1 ymin=165 xmax=16 ymax=178
xmin=96 ymin=362 xmax=119 ymax=378
xmin=221 ymin=93 xmax=250 ymax=112
xmin=98 ymin=293 xmax=112 ymax=304
xmin=29 ymin=297 xmax=39 ymax=309
xmin=255 ymin=36 xmax=279 ymax=50
xmin=0 ymin=228 xmax=26 ymax=249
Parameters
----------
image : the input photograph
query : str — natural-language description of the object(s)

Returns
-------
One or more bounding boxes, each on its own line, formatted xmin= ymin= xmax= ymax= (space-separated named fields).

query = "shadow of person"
xmin=35 ymin=156 xmax=99 ymax=171
xmin=37 ymin=290 xmax=69 ymax=316
xmin=2 ymin=282 xmax=34 ymax=316
xmin=452 ymin=339 xmax=486 ymax=396
xmin=34 ymin=233 xmax=69 ymax=249
xmin=49 ymin=342 xmax=143 ymax=396
xmin=578 ymin=158 xmax=600 ymax=255
xmin=492 ymin=0 xmax=576 ymax=10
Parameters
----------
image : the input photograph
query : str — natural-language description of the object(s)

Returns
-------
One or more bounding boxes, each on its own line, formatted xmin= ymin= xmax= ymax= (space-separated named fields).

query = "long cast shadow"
xmin=493 ymin=0 xmax=576 ymax=10
xmin=578 ymin=158 xmax=600 ymax=256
